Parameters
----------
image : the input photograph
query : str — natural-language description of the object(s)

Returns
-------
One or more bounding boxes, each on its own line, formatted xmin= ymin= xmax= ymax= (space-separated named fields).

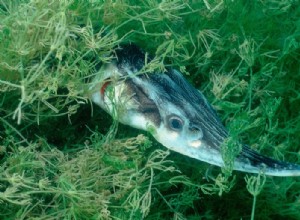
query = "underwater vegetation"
xmin=0 ymin=0 xmax=300 ymax=219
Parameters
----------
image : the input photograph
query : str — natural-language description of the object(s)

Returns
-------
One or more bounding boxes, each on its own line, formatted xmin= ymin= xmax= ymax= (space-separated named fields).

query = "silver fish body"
xmin=91 ymin=44 xmax=300 ymax=176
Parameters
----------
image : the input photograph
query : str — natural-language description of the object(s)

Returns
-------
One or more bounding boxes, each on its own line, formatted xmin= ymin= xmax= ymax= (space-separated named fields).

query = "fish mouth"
xmin=100 ymin=78 xmax=112 ymax=99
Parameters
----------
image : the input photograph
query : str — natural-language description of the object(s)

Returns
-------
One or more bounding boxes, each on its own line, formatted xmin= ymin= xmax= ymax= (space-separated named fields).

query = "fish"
xmin=90 ymin=44 xmax=300 ymax=176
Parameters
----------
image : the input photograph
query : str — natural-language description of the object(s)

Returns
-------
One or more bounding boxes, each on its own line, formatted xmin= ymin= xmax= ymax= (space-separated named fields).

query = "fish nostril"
xmin=190 ymin=127 xmax=199 ymax=132
xmin=189 ymin=124 xmax=203 ymax=139
xmin=189 ymin=125 xmax=199 ymax=132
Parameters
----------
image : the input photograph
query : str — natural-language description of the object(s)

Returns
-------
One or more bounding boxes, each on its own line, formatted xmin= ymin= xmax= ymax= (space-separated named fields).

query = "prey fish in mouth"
xmin=91 ymin=44 xmax=300 ymax=176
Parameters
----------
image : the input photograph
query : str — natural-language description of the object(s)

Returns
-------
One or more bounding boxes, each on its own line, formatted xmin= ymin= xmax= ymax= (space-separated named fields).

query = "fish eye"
xmin=168 ymin=115 xmax=184 ymax=131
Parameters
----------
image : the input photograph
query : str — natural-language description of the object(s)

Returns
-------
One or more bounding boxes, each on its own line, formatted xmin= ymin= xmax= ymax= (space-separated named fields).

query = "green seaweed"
xmin=1 ymin=0 xmax=300 ymax=219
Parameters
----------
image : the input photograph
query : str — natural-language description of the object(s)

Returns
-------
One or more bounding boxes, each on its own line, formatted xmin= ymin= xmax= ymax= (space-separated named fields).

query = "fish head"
xmin=91 ymin=45 xmax=227 ymax=167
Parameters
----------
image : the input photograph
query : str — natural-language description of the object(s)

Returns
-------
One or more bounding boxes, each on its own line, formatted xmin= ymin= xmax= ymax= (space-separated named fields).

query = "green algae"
xmin=1 ymin=0 xmax=300 ymax=219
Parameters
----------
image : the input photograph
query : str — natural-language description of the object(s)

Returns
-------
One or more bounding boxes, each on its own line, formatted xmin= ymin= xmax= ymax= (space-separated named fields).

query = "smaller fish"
xmin=91 ymin=44 xmax=300 ymax=176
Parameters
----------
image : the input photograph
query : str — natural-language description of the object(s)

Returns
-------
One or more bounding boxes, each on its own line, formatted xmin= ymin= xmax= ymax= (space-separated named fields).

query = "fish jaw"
xmin=91 ymin=63 xmax=155 ymax=131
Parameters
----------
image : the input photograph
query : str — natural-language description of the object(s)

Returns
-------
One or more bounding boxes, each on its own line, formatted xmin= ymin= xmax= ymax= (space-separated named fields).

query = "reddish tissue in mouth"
xmin=100 ymin=80 xmax=111 ymax=97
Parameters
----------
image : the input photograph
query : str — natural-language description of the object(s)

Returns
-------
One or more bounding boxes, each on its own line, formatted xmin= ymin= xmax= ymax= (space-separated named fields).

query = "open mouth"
xmin=100 ymin=78 xmax=112 ymax=99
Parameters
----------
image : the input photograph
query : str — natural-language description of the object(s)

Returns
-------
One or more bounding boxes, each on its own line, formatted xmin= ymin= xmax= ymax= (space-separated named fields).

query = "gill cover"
xmin=91 ymin=44 xmax=300 ymax=176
